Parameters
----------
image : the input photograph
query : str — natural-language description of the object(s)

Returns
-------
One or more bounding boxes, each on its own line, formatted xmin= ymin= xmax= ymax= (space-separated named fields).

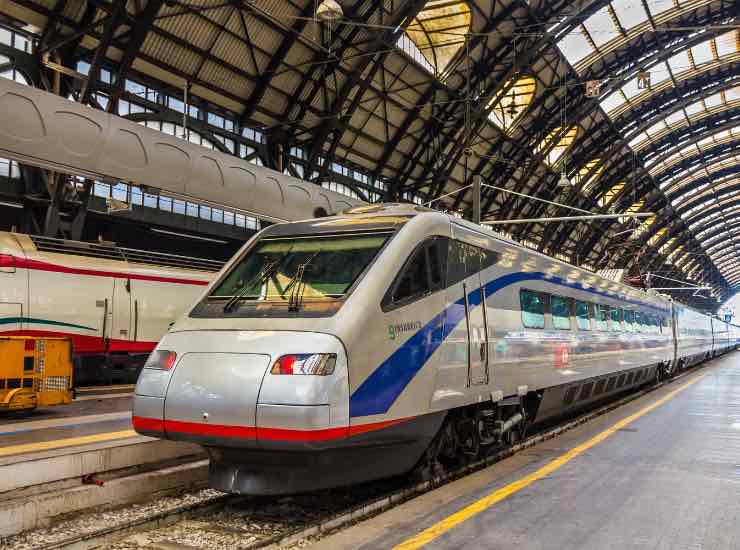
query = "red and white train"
xmin=0 ymin=231 xmax=220 ymax=385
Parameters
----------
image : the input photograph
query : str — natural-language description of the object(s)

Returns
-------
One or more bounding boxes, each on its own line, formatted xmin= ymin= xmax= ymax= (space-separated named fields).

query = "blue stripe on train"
xmin=349 ymin=271 xmax=670 ymax=418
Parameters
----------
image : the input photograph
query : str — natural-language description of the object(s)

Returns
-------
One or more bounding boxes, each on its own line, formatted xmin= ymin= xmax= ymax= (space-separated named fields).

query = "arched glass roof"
xmin=535 ymin=125 xmax=578 ymax=166
xmin=600 ymin=30 xmax=739 ymax=119
xmin=647 ymin=124 xmax=740 ymax=177
xmin=401 ymin=0 xmax=471 ymax=79
xmin=557 ymin=0 xmax=714 ymax=72
xmin=627 ymin=86 xmax=740 ymax=151
xmin=663 ymin=154 xmax=740 ymax=197
xmin=488 ymin=76 xmax=536 ymax=133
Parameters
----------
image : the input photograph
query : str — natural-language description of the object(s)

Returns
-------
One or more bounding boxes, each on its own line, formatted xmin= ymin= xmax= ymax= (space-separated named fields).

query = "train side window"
xmin=623 ymin=310 xmax=635 ymax=332
xmin=634 ymin=311 xmax=644 ymax=332
xmin=575 ymin=300 xmax=591 ymax=330
xmin=384 ymin=238 xmax=447 ymax=309
xmin=520 ymin=289 xmax=545 ymax=329
xmin=595 ymin=304 xmax=608 ymax=331
xmin=551 ymin=295 xmax=572 ymax=330
xmin=609 ymin=307 xmax=622 ymax=332
xmin=447 ymin=240 xmax=498 ymax=286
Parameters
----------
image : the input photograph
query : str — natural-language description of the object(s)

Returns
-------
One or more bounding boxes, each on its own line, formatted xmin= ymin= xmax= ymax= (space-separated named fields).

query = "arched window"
xmin=574 ymin=158 xmax=605 ymax=193
xmin=488 ymin=76 xmax=536 ymax=133
xmin=399 ymin=0 xmax=471 ymax=79
xmin=597 ymin=182 xmax=624 ymax=207
xmin=618 ymin=200 xmax=644 ymax=223
xmin=535 ymin=126 xmax=577 ymax=166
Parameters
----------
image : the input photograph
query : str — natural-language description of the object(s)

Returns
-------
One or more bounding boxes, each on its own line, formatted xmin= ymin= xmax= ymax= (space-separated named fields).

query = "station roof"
xmin=0 ymin=0 xmax=736 ymax=309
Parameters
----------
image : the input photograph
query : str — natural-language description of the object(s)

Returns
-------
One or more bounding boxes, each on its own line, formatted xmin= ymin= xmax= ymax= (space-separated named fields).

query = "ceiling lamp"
xmin=316 ymin=0 xmax=343 ymax=21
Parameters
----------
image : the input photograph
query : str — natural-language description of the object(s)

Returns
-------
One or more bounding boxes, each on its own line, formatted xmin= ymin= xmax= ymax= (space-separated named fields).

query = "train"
xmin=132 ymin=204 xmax=739 ymax=495
xmin=0 ymin=231 xmax=220 ymax=385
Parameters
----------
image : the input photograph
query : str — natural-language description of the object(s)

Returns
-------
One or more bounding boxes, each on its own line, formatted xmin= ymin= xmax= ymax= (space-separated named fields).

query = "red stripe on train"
xmin=132 ymin=416 xmax=414 ymax=442
xmin=8 ymin=256 xmax=210 ymax=286
xmin=1 ymin=330 xmax=157 ymax=355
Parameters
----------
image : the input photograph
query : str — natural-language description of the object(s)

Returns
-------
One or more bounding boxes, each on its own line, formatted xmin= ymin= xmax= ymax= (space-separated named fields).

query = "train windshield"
xmin=209 ymin=232 xmax=391 ymax=306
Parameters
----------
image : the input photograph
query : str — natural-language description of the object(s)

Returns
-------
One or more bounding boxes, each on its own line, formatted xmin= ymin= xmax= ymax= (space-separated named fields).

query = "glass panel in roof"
xmin=631 ymin=215 xmax=656 ymax=239
xmin=621 ymin=78 xmax=642 ymax=100
xmin=535 ymin=126 xmax=578 ymax=166
xmin=488 ymin=76 xmax=536 ymax=133
xmin=557 ymin=28 xmax=594 ymax=66
xmin=684 ymin=101 xmax=703 ymax=116
xmin=598 ymin=182 xmax=625 ymax=207
xmin=727 ymin=87 xmax=740 ymax=101
xmin=600 ymin=91 xmax=624 ymax=115
xmin=619 ymin=200 xmax=645 ymax=223
xmin=649 ymin=0 xmax=677 ymax=16
xmin=690 ymin=42 xmax=713 ymax=66
xmin=575 ymin=158 xmax=605 ymax=193
xmin=667 ymin=49 xmax=690 ymax=74
xmin=715 ymin=30 xmax=738 ymax=58
xmin=583 ymin=7 xmax=619 ymax=48
xmin=649 ymin=227 xmax=667 ymax=246
xmin=704 ymin=92 xmax=722 ymax=108
xmin=403 ymin=0 xmax=471 ymax=79
xmin=611 ymin=0 xmax=649 ymax=30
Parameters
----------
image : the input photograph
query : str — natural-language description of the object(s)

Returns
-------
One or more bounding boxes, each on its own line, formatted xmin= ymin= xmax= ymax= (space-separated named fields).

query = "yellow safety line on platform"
xmin=0 ymin=429 xmax=137 ymax=458
xmin=394 ymin=373 xmax=706 ymax=550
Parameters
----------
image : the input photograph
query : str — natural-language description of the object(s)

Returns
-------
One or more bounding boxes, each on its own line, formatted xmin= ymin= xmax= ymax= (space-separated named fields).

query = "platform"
xmin=315 ymin=353 xmax=740 ymax=550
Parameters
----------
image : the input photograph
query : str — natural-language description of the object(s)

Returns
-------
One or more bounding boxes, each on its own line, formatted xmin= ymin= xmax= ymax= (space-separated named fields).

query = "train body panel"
xmin=132 ymin=204 xmax=736 ymax=494
xmin=0 ymin=232 xmax=215 ymax=383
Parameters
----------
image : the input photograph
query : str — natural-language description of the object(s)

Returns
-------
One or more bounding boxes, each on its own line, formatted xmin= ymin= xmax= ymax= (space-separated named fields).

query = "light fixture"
xmin=316 ymin=0 xmax=343 ymax=21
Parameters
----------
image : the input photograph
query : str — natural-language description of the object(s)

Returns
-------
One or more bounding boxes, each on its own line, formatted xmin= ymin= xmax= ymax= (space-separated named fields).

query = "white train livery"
xmin=0 ymin=232 xmax=219 ymax=384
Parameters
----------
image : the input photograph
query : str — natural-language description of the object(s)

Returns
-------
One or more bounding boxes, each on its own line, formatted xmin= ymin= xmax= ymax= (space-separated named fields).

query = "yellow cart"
xmin=0 ymin=336 xmax=73 ymax=412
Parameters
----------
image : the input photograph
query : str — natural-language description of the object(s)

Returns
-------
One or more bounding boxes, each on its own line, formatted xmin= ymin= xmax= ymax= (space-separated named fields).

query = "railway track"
xmin=1 ymin=365 xmax=705 ymax=550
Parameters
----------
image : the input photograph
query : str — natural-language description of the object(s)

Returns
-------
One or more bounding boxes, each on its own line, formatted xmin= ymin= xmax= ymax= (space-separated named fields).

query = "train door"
xmin=110 ymin=278 xmax=132 ymax=345
xmin=449 ymin=229 xmax=489 ymax=387
xmin=0 ymin=253 xmax=24 ymax=331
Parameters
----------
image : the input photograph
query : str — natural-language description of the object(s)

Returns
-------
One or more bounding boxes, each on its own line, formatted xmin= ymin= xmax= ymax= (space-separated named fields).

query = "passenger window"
xmin=447 ymin=240 xmax=498 ymax=286
xmin=520 ymin=289 xmax=545 ymax=329
xmin=575 ymin=300 xmax=591 ymax=330
xmin=595 ymin=304 xmax=608 ymax=331
xmin=551 ymin=295 xmax=572 ymax=330
xmin=609 ymin=308 xmax=622 ymax=331
xmin=623 ymin=310 xmax=635 ymax=332
xmin=634 ymin=311 xmax=644 ymax=332
xmin=384 ymin=238 xmax=447 ymax=308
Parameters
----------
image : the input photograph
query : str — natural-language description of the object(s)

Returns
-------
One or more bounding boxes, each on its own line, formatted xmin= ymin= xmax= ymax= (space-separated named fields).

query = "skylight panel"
xmin=727 ymin=87 xmax=739 ymax=101
xmin=667 ymin=49 xmax=690 ymax=74
xmin=583 ymin=7 xmax=619 ymax=48
xmin=611 ymin=0 xmax=649 ymax=30
xmin=664 ymin=110 xmax=685 ymax=126
xmin=651 ymin=62 xmax=671 ymax=85
xmin=621 ymin=78 xmax=642 ymax=100
xmin=558 ymin=28 xmax=594 ymax=67
xmin=645 ymin=120 xmax=666 ymax=136
xmin=690 ymin=43 xmax=713 ymax=66
xmin=715 ymin=31 xmax=737 ymax=58
xmin=684 ymin=101 xmax=703 ymax=117
xmin=649 ymin=0 xmax=677 ymax=16
xmin=628 ymin=132 xmax=647 ymax=149
xmin=704 ymin=92 xmax=722 ymax=109
xmin=600 ymin=91 xmax=624 ymax=115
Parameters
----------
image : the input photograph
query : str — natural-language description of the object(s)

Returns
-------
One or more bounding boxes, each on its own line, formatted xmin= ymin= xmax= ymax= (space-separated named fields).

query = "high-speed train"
xmin=132 ymin=204 xmax=739 ymax=494
xmin=0 ymin=231 xmax=220 ymax=385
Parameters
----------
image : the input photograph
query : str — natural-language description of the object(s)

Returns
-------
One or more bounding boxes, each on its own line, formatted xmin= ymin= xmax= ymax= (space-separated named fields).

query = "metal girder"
xmin=305 ymin=0 xmax=430 ymax=183
xmin=239 ymin=1 xmax=315 ymax=126
xmin=80 ymin=0 xmax=127 ymax=105
xmin=106 ymin=0 xmax=164 ymax=113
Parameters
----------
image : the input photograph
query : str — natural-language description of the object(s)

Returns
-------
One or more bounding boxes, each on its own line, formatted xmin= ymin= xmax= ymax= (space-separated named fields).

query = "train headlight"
xmin=271 ymin=353 xmax=336 ymax=375
xmin=144 ymin=350 xmax=178 ymax=370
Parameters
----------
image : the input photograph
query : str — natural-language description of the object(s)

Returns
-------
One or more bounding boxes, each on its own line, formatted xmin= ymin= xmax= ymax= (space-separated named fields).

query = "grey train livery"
xmin=133 ymin=204 xmax=738 ymax=494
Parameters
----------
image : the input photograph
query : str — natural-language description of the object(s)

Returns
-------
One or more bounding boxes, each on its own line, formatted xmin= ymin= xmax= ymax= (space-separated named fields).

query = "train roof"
xmin=0 ymin=232 xmax=223 ymax=273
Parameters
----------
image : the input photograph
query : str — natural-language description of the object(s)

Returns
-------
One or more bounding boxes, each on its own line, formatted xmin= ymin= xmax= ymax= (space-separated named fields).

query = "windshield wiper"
xmin=223 ymin=259 xmax=280 ymax=313
xmin=284 ymin=251 xmax=320 ymax=312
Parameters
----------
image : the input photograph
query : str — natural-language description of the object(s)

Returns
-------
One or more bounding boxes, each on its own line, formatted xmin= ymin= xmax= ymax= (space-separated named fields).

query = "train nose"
xmin=132 ymin=330 xmax=349 ymax=448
